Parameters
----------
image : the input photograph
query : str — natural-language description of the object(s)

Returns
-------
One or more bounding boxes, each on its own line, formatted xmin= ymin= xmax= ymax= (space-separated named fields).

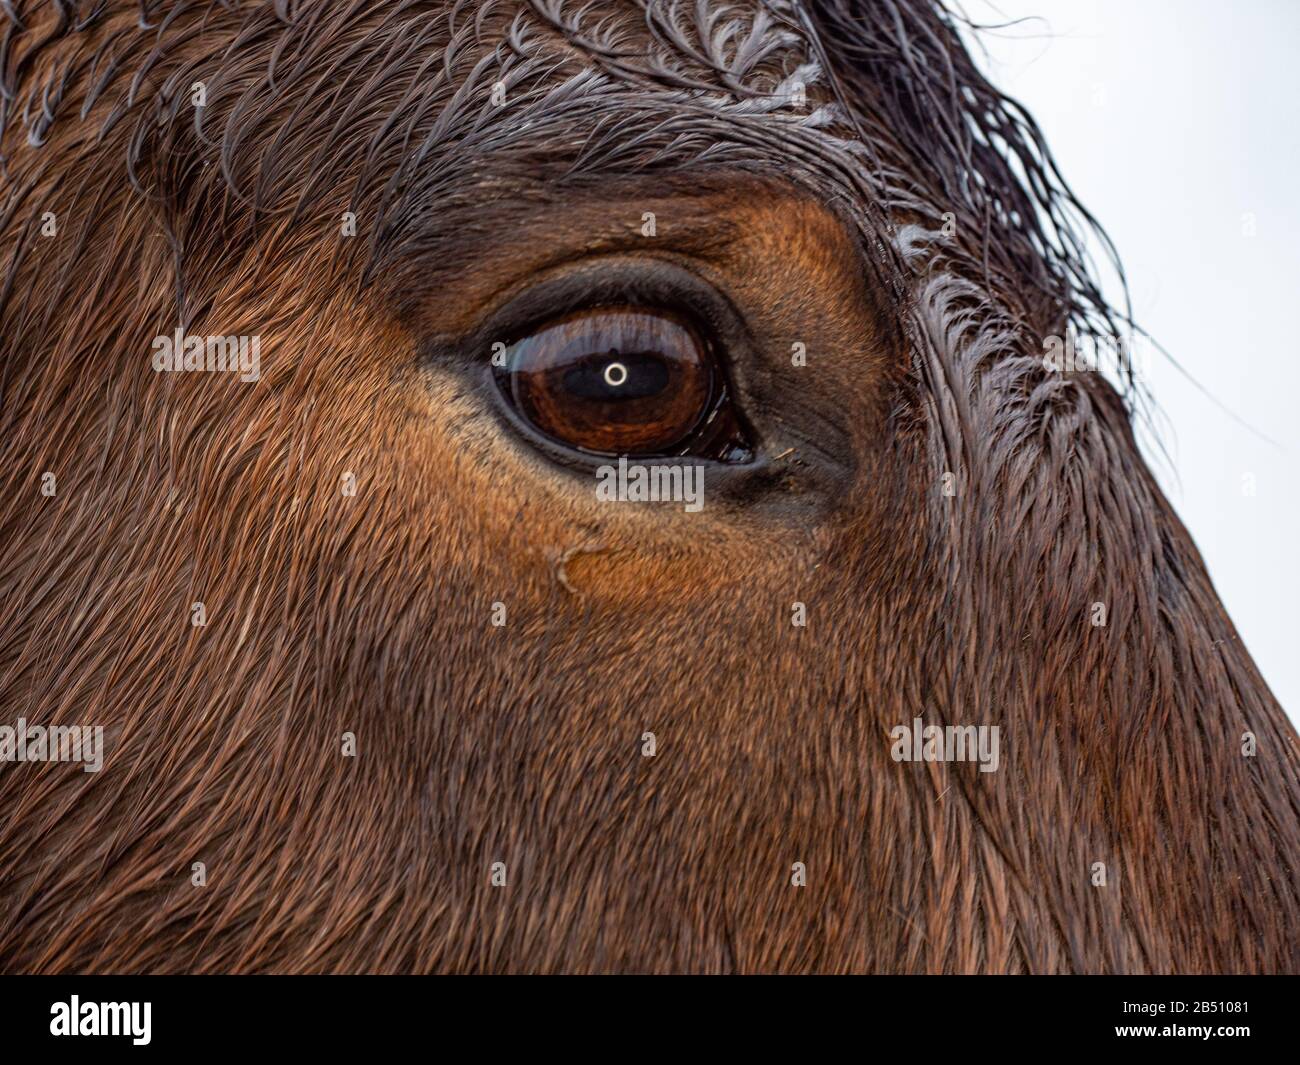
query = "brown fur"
xmin=0 ymin=0 xmax=1297 ymax=973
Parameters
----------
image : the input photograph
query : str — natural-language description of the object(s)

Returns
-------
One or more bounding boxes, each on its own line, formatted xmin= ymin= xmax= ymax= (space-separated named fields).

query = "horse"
xmin=1 ymin=0 xmax=1296 ymax=973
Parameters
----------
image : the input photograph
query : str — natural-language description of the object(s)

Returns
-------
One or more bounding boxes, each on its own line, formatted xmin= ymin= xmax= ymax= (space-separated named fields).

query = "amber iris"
xmin=502 ymin=306 xmax=716 ymax=456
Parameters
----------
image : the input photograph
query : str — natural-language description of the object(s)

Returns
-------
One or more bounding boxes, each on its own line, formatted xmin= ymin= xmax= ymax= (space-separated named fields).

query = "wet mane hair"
xmin=1 ymin=0 xmax=1297 ymax=973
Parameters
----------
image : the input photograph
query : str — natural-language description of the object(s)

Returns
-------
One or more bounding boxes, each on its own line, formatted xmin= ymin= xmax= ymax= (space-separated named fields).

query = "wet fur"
xmin=0 ymin=0 xmax=1297 ymax=973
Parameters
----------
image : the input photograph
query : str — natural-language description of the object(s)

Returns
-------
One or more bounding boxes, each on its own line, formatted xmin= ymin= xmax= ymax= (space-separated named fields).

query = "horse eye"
xmin=495 ymin=305 xmax=751 ymax=460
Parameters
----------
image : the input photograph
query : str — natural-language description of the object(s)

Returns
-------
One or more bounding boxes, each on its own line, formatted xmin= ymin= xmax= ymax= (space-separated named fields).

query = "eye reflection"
xmin=496 ymin=305 xmax=749 ymax=459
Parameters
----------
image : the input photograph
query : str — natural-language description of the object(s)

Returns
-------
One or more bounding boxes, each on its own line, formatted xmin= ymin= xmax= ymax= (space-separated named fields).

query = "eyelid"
xmin=425 ymin=255 xmax=754 ymax=374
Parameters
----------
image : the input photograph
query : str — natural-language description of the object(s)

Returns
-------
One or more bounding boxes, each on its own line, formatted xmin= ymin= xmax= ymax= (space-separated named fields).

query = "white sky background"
xmin=958 ymin=0 xmax=1300 ymax=724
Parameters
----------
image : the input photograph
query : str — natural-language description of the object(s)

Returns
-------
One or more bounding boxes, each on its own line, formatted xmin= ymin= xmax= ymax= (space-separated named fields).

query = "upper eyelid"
xmin=421 ymin=255 xmax=750 ymax=371
xmin=508 ymin=305 xmax=707 ymax=352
